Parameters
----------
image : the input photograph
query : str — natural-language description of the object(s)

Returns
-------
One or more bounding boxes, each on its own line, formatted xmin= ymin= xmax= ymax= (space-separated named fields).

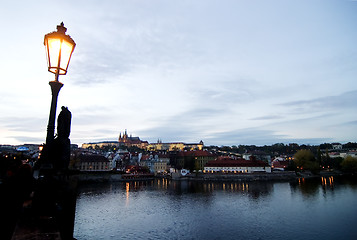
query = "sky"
xmin=0 ymin=0 xmax=356 ymax=147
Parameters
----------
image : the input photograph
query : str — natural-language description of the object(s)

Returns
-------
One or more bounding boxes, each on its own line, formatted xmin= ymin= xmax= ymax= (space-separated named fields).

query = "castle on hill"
xmin=82 ymin=130 xmax=204 ymax=151
xmin=118 ymin=129 xmax=149 ymax=149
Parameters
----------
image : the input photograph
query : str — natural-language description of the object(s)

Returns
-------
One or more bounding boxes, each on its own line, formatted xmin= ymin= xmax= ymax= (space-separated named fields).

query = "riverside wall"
xmin=76 ymin=171 xmax=298 ymax=183
xmin=74 ymin=170 xmax=349 ymax=183
xmin=76 ymin=172 xmax=155 ymax=183
xmin=171 ymin=171 xmax=298 ymax=182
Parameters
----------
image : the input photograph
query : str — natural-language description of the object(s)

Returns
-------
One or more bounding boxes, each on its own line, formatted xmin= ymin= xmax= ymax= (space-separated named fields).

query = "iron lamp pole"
xmin=44 ymin=22 xmax=76 ymax=146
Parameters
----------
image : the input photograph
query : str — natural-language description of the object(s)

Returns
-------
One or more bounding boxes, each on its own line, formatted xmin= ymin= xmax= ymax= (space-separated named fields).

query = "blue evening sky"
xmin=0 ymin=0 xmax=356 ymax=146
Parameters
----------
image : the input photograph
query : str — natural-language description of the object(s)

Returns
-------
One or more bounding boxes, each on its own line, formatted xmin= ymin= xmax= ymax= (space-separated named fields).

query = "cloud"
xmin=206 ymin=128 xmax=287 ymax=146
xmin=203 ymin=128 xmax=334 ymax=146
xmin=280 ymin=90 xmax=357 ymax=113
xmin=73 ymin=128 xmax=119 ymax=144
xmin=322 ymin=119 xmax=357 ymax=129
xmin=136 ymin=109 xmax=222 ymax=143
xmin=344 ymin=120 xmax=357 ymax=126
xmin=10 ymin=136 xmax=45 ymax=144
xmin=250 ymin=115 xmax=284 ymax=121
xmin=1 ymin=0 xmax=357 ymax=146
xmin=138 ymin=114 xmax=292 ymax=146
xmin=0 ymin=117 xmax=45 ymax=133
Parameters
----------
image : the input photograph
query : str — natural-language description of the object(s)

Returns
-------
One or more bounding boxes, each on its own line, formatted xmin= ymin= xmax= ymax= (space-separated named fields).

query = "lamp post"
xmin=19 ymin=23 xmax=77 ymax=240
xmin=44 ymin=22 xmax=75 ymax=146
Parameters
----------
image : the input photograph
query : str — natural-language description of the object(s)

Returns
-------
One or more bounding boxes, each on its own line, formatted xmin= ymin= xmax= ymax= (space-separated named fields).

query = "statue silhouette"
xmin=57 ymin=106 xmax=71 ymax=139
xmin=53 ymin=106 xmax=72 ymax=171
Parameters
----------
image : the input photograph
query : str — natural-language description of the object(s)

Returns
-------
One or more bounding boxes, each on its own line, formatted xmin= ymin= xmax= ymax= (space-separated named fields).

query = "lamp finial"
xmin=57 ymin=22 xmax=67 ymax=34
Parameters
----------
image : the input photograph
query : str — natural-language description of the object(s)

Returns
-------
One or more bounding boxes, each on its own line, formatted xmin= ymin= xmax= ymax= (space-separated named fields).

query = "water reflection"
xmin=164 ymin=179 xmax=274 ymax=200
xmin=75 ymin=176 xmax=357 ymax=240
xmin=125 ymin=182 xmax=129 ymax=205
xmin=338 ymin=175 xmax=357 ymax=189
xmin=77 ymin=176 xmax=355 ymax=203
xmin=78 ymin=176 xmax=356 ymax=200
xmin=321 ymin=176 xmax=334 ymax=190
xmin=170 ymin=180 xmax=273 ymax=199
xmin=78 ymin=179 xmax=275 ymax=201
xmin=289 ymin=175 xmax=357 ymax=199
xmin=292 ymin=178 xmax=320 ymax=198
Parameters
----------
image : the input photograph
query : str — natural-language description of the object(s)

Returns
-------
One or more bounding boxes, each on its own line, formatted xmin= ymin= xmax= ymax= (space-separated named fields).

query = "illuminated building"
xmin=204 ymin=157 xmax=271 ymax=173
xmin=147 ymin=140 xmax=204 ymax=151
xmin=82 ymin=141 xmax=119 ymax=149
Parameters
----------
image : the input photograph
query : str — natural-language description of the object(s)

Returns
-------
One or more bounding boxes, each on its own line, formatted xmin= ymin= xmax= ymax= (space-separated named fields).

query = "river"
xmin=74 ymin=176 xmax=357 ymax=240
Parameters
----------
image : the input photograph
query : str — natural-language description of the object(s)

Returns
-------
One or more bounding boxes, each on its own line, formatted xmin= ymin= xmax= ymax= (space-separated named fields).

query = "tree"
xmin=321 ymin=156 xmax=343 ymax=170
xmin=285 ymin=160 xmax=297 ymax=171
xmin=127 ymin=146 xmax=143 ymax=153
xmin=341 ymin=156 xmax=357 ymax=172
xmin=293 ymin=149 xmax=319 ymax=173
xmin=316 ymin=146 xmax=322 ymax=165
xmin=119 ymin=145 xmax=127 ymax=150
xmin=320 ymin=143 xmax=332 ymax=150
xmin=343 ymin=142 xmax=357 ymax=149
xmin=183 ymin=155 xmax=195 ymax=172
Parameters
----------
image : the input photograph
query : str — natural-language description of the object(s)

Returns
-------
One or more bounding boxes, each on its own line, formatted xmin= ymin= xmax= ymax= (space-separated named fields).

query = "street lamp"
xmin=44 ymin=22 xmax=76 ymax=145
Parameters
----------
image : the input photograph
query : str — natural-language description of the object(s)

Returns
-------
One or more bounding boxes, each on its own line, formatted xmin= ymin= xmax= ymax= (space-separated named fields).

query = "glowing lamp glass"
xmin=44 ymin=23 xmax=76 ymax=76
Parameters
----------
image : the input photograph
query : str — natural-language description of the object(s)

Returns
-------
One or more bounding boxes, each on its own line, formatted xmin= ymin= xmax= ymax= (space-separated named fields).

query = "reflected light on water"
xmin=157 ymin=178 xmax=169 ymax=190
xmin=321 ymin=176 xmax=334 ymax=189
xmin=125 ymin=182 xmax=130 ymax=205
xmin=164 ymin=178 xmax=168 ymax=189
xmin=204 ymin=182 xmax=250 ymax=193
xmin=298 ymin=178 xmax=306 ymax=185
